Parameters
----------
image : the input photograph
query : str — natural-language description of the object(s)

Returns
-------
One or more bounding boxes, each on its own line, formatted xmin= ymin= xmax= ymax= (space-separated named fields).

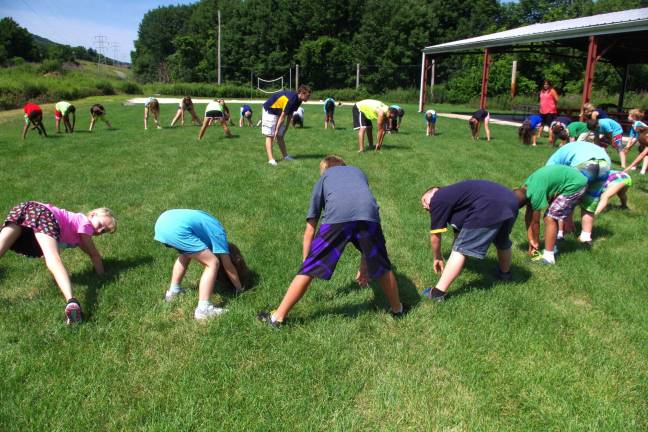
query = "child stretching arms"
xmin=622 ymin=109 xmax=647 ymax=174
xmin=144 ymin=97 xmax=162 ymax=130
xmin=22 ymin=102 xmax=47 ymax=139
xmin=0 ymin=202 xmax=116 ymax=323
xmin=425 ymin=109 xmax=437 ymax=136
xmin=88 ymin=104 xmax=113 ymax=131
xmin=170 ymin=96 xmax=201 ymax=127
xmin=154 ymin=209 xmax=245 ymax=321
xmin=518 ymin=114 xmax=543 ymax=146
xmin=469 ymin=108 xmax=491 ymax=141
xmin=257 ymin=156 xmax=406 ymax=327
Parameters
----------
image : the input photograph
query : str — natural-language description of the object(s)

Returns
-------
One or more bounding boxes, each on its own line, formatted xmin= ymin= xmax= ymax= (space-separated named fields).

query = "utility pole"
xmin=430 ymin=59 xmax=435 ymax=101
xmin=217 ymin=10 xmax=221 ymax=84
xmin=94 ymin=35 xmax=108 ymax=67
xmin=295 ymin=64 xmax=299 ymax=90
xmin=356 ymin=63 xmax=360 ymax=90
xmin=111 ymin=42 xmax=120 ymax=66
xmin=511 ymin=60 xmax=518 ymax=98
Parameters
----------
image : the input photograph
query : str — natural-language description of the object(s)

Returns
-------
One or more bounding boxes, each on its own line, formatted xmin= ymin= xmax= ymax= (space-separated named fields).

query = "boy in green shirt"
xmin=514 ymin=165 xmax=587 ymax=264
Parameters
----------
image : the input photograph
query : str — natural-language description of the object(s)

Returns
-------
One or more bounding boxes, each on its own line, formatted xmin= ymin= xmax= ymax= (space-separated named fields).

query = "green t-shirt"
xmin=567 ymin=121 xmax=589 ymax=139
xmin=524 ymin=165 xmax=587 ymax=210
xmin=356 ymin=99 xmax=388 ymax=120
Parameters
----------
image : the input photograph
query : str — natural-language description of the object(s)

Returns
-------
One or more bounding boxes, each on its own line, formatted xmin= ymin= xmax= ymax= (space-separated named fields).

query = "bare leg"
xmin=484 ymin=121 xmax=491 ymax=141
xmin=496 ymin=248 xmax=512 ymax=273
xmin=544 ymin=216 xmax=558 ymax=253
xmin=221 ymin=120 xmax=233 ymax=137
xmin=358 ymin=128 xmax=366 ymax=152
xmin=171 ymin=109 xmax=182 ymax=127
xmin=435 ymin=251 xmax=466 ymax=292
xmin=265 ymin=136 xmax=276 ymax=161
xmin=198 ymin=117 xmax=210 ymax=140
xmin=367 ymin=127 xmax=374 ymax=149
xmin=189 ymin=249 xmax=220 ymax=301
xmin=170 ymin=254 xmax=190 ymax=285
xmin=274 ymin=274 xmax=313 ymax=321
xmin=641 ymin=156 xmax=648 ymax=174
xmin=581 ymin=211 xmax=594 ymax=236
xmin=34 ymin=233 xmax=73 ymax=301
xmin=377 ymin=270 xmax=402 ymax=312
xmin=276 ymin=136 xmax=288 ymax=158
xmin=618 ymin=187 xmax=628 ymax=207
xmin=0 ymin=224 xmax=22 ymax=257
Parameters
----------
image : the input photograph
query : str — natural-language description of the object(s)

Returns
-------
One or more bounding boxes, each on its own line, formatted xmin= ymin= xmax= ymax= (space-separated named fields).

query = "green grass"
xmin=1 ymin=98 xmax=647 ymax=431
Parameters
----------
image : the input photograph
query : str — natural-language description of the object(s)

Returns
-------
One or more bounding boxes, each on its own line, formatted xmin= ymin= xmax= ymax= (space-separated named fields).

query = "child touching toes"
xmin=595 ymin=170 xmax=632 ymax=215
xmin=0 ymin=202 xmax=117 ymax=323
xmin=257 ymin=155 xmax=406 ymax=328
xmin=144 ymin=97 xmax=162 ymax=130
xmin=154 ymin=209 xmax=244 ymax=321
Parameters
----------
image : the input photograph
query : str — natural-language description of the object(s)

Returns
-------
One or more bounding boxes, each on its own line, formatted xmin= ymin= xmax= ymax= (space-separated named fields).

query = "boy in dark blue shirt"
xmin=258 ymin=155 xmax=406 ymax=327
xmin=420 ymin=180 xmax=520 ymax=301
xmin=261 ymin=85 xmax=311 ymax=166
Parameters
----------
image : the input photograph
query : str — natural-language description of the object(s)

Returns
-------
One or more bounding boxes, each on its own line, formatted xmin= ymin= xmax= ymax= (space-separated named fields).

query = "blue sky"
xmin=0 ymin=0 xmax=197 ymax=62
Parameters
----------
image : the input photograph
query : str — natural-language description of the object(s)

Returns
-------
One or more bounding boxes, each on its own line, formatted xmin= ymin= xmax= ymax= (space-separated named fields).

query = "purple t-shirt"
xmin=42 ymin=203 xmax=94 ymax=247
xmin=428 ymin=180 xmax=519 ymax=233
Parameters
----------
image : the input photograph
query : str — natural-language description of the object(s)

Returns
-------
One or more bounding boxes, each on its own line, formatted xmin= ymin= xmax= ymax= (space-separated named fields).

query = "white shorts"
xmin=262 ymin=109 xmax=285 ymax=137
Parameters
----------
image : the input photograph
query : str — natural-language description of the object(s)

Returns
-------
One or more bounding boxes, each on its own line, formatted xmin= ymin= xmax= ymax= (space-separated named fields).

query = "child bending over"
xmin=89 ymin=104 xmax=113 ymax=131
xmin=257 ymin=155 xmax=406 ymax=327
xmin=22 ymin=102 xmax=47 ymax=139
xmin=469 ymin=108 xmax=491 ymax=141
xmin=0 ymin=202 xmax=116 ymax=323
xmin=144 ymin=97 xmax=162 ymax=130
xmin=622 ymin=109 xmax=647 ymax=174
xmin=595 ymin=171 xmax=632 ymax=215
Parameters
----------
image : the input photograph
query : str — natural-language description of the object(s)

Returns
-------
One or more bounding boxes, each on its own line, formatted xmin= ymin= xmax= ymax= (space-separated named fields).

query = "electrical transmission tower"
xmin=94 ymin=35 xmax=108 ymax=67
xmin=111 ymin=42 xmax=120 ymax=66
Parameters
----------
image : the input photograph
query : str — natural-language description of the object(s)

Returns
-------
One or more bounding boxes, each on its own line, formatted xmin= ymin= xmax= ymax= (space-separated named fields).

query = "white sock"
xmin=579 ymin=231 xmax=592 ymax=242
xmin=557 ymin=230 xmax=564 ymax=239
xmin=169 ymin=283 xmax=182 ymax=293
xmin=543 ymin=250 xmax=555 ymax=263
xmin=198 ymin=300 xmax=211 ymax=309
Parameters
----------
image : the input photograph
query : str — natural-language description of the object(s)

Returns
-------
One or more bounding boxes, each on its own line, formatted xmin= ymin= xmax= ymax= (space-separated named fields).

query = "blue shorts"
xmin=452 ymin=217 xmax=516 ymax=259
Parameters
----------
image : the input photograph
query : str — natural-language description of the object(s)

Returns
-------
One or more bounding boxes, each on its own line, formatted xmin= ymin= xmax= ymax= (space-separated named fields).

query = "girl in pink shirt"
xmin=0 ymin=201 xmax=117 ymax=324
xmin=539 ymin=80 xmax=559 ymax=132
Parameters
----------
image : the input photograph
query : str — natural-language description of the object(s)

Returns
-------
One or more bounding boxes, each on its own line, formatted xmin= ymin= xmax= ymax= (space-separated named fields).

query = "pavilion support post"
xmin=618 ymin=63 xmax=630 ymax=111
xmin=581 ymin=36 xmax=598 ymax=113
xmin=479 ymin=48 xmax=491 ymax=109
xmin=419 ymin=52 xmax=429 ymax=112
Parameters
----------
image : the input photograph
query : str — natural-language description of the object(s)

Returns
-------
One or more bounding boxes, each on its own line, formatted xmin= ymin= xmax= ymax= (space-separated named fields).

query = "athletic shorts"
xmin=240 ymin=107 xmax=252 ymax=117
xmin=545 ymin=187 xmax=587 ymax=220
xmin=261 ymin=109 xmax=286 ymax=137
xmin=352 ymin=105 xmax=372 ymax=129
xmin=205 ymin=110 xmax=224 ymax=120
xmin=426 ymin=114 xmax=437 ymax=124
xmin=3 ymin=201 xmax=61 ymax=258
xmin=54 ymin=109 xmax=63 ymax=120
xmin=452 ymin=217 xmax=516 ymax=259
xmin=611 ymin=134 xmax=624 ymax=151
xmin=298 ymin=221 xmax=392 ymax=281
xmin=574 ymin=158 xmax=610 ymax=213
xmin=603 ymin=171 xmax=633 ymax=191
xmin=540 ymin=113 xmax=556 ymax=126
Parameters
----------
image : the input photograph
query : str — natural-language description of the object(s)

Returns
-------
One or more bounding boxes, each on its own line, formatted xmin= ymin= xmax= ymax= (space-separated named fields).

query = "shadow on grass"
xmin=301 ymin=270 xmax=421 ymax=322
xmin=294 ymin=153 xmax=329 ymax=160
xmin=71 ymin=255 xmax=154 ymax=321
xmin=217 ymin=269 xmax=261 ymax=299
xmin=516 ymin=225 xmax=612 ymax=255
xmin=447 ymin=257 xmax=532 ymax=300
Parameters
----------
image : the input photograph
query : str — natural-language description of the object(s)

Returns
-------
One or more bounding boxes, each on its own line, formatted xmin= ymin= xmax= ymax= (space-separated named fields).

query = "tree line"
xmin=130 ymin=0 xmax=648 ymax=99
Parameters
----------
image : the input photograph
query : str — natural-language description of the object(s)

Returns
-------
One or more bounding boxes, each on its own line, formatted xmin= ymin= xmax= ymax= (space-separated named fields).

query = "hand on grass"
xmin=433 ymin=259 xmax=445 ymax=273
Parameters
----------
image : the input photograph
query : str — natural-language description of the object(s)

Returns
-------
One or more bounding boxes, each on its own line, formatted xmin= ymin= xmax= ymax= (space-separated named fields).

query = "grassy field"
xmin=0 ymin=98 xmax=647 ymax=431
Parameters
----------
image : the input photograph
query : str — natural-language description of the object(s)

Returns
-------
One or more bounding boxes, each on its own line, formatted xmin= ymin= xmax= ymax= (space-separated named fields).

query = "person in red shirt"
xmin=22 ymin=102 xmax=47 ymax=139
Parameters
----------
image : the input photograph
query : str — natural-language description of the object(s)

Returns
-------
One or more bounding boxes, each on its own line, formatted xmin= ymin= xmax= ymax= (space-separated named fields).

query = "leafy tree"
xmin=0 ymin=18 xmax=38 ymax=64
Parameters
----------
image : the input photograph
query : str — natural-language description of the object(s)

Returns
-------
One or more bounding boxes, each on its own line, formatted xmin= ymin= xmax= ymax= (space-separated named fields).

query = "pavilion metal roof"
xmin=422 ymin=7 xmax=648 ymax=58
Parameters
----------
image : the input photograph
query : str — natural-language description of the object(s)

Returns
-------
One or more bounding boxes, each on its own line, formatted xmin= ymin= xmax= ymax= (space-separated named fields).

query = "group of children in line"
xmin=21 ymin=102 xmax=113 ymax=139
xmin=4 ymin=122 xmax=646 ymax=324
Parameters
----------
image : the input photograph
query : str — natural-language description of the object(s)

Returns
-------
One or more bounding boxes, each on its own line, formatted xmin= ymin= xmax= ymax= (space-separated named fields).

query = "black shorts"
xmin=540 ymin=113 xmax=556 ymax=126
xmin=205 ymin=110 xmax=224 ymax=119
xmin=352 ymin=105 xmax=372 ymax=129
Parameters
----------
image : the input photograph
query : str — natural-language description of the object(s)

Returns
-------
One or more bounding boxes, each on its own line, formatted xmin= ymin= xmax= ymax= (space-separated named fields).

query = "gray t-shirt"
xmin=306 ymin=166 xmax=381 ymax=224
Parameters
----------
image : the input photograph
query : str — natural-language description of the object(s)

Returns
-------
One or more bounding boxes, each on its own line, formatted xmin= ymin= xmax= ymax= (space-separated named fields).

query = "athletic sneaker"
xmin=65 ymin=300 xmax=83 ymax=324
xmin=390 ymin=303 xmax=411 ymax=318
xmin=164 ymin=288 xmax=186 ymax=302
xmin=283 ymin=155 xmax=295 ymax=161
xmin=422 ymin=287 xmax=446 ymax=302
xmin=531 ymin=254 xmax=555 ymax=265
xmin=194 ymin=304 xmax=227 ymax=320
xmin=257 ymin=310 xmax=282 ymax=328
xmin=268 ymin=159 xmax=278 ymax=166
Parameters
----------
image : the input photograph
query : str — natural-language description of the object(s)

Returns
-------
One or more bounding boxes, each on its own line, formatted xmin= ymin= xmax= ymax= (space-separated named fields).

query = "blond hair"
xmin=319 ymin=155 xmax=346 ymax=174
xmin=88 ymin=208 xmax=117 ymax=233
xmin=582 ymin=102 xmax=595 ymax=116
xmin=629 ymin=108 xmax=645 ymax=121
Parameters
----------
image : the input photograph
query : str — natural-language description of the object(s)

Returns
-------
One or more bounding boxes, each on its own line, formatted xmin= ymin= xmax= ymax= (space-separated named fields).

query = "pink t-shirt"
xmin=41 ymin=203 xmax=95 ymax=247
xmin=539 ymin=89 xmax=558 ymax=114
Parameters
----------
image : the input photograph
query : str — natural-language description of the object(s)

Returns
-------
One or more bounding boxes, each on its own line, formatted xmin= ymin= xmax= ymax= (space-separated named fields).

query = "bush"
xmin=38 ymin=59 xmax=63 ymax=74
xmin=95 ymin=81 xmax=115 ymax=95
xmin=117 ymin=81 xmax=142 ymax=94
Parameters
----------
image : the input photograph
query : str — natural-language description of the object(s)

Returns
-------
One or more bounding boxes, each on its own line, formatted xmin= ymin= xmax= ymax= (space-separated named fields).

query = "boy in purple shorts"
xmin=257 ymin=155 xmax=406 ymax=327
xmin=419 ymin=180 xmax=520 ymax=302
xmin=513 ymin=165 xmax=588 ymax=265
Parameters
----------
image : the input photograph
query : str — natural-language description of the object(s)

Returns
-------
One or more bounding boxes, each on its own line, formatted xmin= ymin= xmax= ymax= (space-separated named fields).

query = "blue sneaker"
xmin=421 ymin=287 xmax=446 ymax=302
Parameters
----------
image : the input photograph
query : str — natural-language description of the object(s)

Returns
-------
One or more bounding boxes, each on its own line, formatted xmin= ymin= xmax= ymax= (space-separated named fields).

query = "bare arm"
xmin=526 ymin=205 xmax=541 ymax=255
xmin=275 ymin=111 xmax=288 ymax=140
xmin=625 ymin=146 xmax=648 ymax=172
xmin=21 ymin=122 xmax=29 ymax=139
xmin=376 ymin=112 xmax=386 ymax=147
xmin=302 ymin=218 xmax=318 ymax=261
xmin=429 ymin=232 xmax=445 ymax=273
xmin=219 ymin=254 xmax=243 ymax=291
xmin=79 ymin=234 xmax=104 ymax=274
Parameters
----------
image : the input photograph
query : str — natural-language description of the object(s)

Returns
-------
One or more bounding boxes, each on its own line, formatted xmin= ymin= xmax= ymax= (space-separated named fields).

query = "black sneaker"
xmin=422 ymin=287 xmax=446 ymax=302
xmin=580 ymin=240 xmax=593 ymax=249
xmin=257 ymin=310 xmax=282 ymax=328
xmin=390 ymin=303 xmax=411 ymax=318
xmin=65 ymin=299 xmax=83 ymax=324
xmin=495 ymin=267 xmax=513 ymax=282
